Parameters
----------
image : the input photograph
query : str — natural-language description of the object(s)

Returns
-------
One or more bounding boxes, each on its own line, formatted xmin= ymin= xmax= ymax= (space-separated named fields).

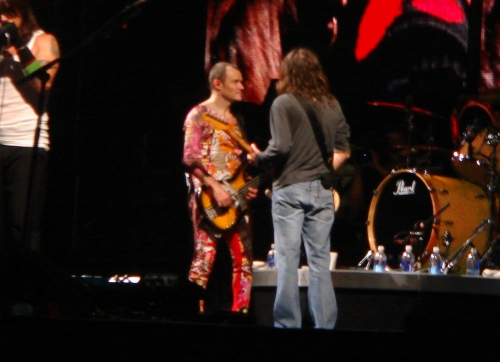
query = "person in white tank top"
xmin=0 ymin=0 xmax=59 ymax=253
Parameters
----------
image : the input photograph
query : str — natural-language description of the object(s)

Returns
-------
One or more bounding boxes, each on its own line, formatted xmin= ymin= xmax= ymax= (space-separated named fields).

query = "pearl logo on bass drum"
xmin=393 ymin=180 xmax=416 ymax=196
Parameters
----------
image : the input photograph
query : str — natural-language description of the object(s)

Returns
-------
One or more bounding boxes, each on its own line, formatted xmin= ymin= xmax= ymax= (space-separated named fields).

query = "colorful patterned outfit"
xmin=183 ymin=104 xmax=252 ymax=312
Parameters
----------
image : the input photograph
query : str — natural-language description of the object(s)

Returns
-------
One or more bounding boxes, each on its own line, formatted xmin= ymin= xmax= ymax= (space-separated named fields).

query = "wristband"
xmin=22 ymin=59 xmax=42 ymax=76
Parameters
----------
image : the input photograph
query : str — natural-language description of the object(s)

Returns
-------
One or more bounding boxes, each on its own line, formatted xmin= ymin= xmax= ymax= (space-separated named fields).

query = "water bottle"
xmin=373 ymin=245 xmax=387 ymax=273
xmin=429 ymin=246 xmax=442 ymax=275
xmin=466 ymin=247 xmax=481 ymax=275
xmin=267 ymin=243 xmax=276 ymax=269
xmin=400 ymin=245 xmax=415 ymax=272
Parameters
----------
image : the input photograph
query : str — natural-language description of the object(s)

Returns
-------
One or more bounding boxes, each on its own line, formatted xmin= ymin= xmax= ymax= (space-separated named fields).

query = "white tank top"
xmin=0 ymin=30 xmax=50 ymax=150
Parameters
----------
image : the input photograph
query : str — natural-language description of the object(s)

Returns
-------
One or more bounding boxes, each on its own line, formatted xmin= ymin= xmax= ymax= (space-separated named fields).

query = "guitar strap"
xmin=295 ymin=97 xmax=336 ymax=176
xmin=204 ymin=111 xmax=252 ymax=153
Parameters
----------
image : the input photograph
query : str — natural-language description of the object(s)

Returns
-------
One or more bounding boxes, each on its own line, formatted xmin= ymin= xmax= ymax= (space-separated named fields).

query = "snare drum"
xmin=367 ymin=170 xmax=489 ymax=273
xmin=452 ymin=126 xmax=500 ymax=186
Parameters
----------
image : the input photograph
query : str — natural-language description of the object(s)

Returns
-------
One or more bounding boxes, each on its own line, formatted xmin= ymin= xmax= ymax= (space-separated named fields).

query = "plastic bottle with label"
xmin=267 ymin=243 xmax=276 ymax=269
xmin=401 ymin=245 xmax=415 ymax=272
xmin=466 ymin=247 xmax=481 ymax=275
xmin=374 ymin=245 xmax=387 ymax=273
xmin=429 ymin=246 xmax=442 ymax=275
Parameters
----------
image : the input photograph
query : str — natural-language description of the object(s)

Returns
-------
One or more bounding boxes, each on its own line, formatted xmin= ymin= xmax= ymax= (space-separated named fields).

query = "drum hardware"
xmin=393 ymin=230 xmax=424 ymax=246
xmin=393 ymin=203 xmax=450 ymax=261
xmin=441 ymin=219 xmax=491 ymax=274
xmin=415 ymin=145 xmax=452 ymax=153
xmin=452 ymin=125 xmax=500 ymax=186
xmin=481 ymin=233 xmax=500 ymax=265
xmin=460 ymin=120 xmax=481 ymax=147
xmin=405 ymin=97 xmax=416 ymax=169
xmin=451 ymin=123 xmax=500 ymax=267
xmin=369 ymin=97 xmax=426 ymax=169
xmin=442 ymin=230 xmax=454 ymax=257
xmin=483 ymin=139 xmax=499 ymax=266
xmin=366 ymin=100 xmax=444 ymax=119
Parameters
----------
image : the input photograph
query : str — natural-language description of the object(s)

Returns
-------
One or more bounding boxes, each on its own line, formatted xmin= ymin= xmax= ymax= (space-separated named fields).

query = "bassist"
xmin=182 ymin=62 xmax=258 ymax=314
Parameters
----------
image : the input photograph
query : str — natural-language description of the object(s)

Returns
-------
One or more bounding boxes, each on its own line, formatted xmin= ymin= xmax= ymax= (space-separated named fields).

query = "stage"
xmin=252 ymin=269 xmax=500 ymax=332
xmin=3 ymin=268 xmax=500 ymax=359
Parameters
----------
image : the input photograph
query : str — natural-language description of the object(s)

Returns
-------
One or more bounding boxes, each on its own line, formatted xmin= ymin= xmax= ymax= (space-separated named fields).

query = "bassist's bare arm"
xmin=204 ymin=176 xmax=232 ymax=207
xmin=187 ymin=163 xmax=231 ymax=207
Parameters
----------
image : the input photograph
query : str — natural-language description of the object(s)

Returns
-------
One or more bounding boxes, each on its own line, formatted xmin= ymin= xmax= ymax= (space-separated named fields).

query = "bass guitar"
xmin=198 ymin=112 xmax=341 ymax=229
xmin=197 ymin=163 xmax=266 ymax=233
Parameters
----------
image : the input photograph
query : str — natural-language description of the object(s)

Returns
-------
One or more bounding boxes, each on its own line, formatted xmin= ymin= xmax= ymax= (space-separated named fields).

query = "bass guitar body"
xmin=197 ymin=164 xmax=263 ymax=233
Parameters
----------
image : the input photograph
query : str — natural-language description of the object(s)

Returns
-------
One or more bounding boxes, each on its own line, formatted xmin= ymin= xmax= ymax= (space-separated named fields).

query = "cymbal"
xmin=413 ymin=145 xmax=452 ymax=153
xmin=366 ymin=101 xmax=444 ymax=119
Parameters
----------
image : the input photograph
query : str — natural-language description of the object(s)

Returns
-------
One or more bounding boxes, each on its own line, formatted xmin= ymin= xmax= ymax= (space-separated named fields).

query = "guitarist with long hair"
xmin=183 ymin=62 xmax=258 ymax=314
xmin=248 ymin=48 xmax=350 ymax=329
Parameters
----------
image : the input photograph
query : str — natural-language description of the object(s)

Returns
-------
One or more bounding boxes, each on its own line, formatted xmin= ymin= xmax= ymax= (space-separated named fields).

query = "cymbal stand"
xmin=405 ymin=99 xmax=415 ymax=169
xmin=480 ymin=134 xmax=500 ymax=267
xmin=441 ymin=219 xmax=490 ymax=274
xmin=482 ymin=233 xmax=500 ymax=264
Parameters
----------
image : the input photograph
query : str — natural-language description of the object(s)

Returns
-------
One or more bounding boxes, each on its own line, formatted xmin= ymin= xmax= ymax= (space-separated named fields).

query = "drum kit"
xmin=361 ymin=101 xmax=500 ymax=274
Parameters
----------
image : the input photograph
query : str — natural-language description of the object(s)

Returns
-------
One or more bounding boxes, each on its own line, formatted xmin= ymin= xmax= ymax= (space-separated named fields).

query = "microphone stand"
xmin=405 ymin=96 xmax=415 ymax=169
xmin=479 ymin=135 xmax=500 ymax=268
xmin=21 ymin=70 xmax=49 ymax=248
xmin=441 ymin=219 xmax=490 ymax=274
xmin=357 ymin=250 xmax=373 ymax=270
xmin=392 ymin=203 xmax=450 ymax=257
xmin=481 ymin=233 xmax=500 ymax=264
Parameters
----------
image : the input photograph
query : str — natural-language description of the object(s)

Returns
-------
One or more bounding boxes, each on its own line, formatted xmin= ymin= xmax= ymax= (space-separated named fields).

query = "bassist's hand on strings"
xmin=204 ymin=176 xmax=232 ymax=208
xmin=245 ymin=186 xmax=258 ymax=200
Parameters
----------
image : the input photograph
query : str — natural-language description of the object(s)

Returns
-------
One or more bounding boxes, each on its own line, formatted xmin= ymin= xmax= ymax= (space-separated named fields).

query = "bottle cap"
xmin=377 ymin=245 xmax=384 ymax=252
xmin=405 ymin=245 xmax=412 ymax=253
xmin=471 ymin=247 xmax=477 ymax=254
xmin=432 ymin=246 xmax=440 ymax=253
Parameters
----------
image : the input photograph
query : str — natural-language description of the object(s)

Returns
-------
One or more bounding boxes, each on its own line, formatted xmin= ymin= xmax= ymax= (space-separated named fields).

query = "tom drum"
xmin=452 ymin=126 xmax=500 ymax=187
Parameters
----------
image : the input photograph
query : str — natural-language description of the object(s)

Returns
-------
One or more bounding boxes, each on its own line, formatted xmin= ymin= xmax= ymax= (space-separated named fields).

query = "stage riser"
xmin=251 ymin=269 xmax=500 ymax=331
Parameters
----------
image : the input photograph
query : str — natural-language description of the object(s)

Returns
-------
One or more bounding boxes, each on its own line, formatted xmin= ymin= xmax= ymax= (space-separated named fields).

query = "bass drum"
xmin=367 ymin=170 xmax=489 ymax=273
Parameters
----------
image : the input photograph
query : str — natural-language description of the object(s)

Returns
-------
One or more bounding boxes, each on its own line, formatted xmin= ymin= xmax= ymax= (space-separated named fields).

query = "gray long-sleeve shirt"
xmin=255 ymin=93 xmax=350 ymax=189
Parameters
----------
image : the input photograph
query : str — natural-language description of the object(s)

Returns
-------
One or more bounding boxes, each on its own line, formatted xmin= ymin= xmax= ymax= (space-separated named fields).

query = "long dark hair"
xmin=0 ymin=0 xmax=39 ymax=42
xmin=276 ymin=48 xmax=335 ymax=105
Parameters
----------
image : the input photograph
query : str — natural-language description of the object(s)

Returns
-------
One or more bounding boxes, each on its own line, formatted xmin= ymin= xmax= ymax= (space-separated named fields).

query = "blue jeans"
xmin=272 ymin=180 xmax=337 ymax=329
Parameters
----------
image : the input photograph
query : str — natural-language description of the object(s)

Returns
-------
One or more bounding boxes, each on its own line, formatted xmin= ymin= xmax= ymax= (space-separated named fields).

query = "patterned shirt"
xmin=183 ymin=105 xmax=245 ymax=189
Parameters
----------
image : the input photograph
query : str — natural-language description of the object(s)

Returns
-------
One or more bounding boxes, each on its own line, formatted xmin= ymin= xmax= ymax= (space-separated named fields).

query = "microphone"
xmin=393 ymin=231 xmax=409 ymax=244
xmin=418 ymin=218 xmax=439 ymax=229
xmin=357 ymin=250 xmax=373 ymax=267
xmin=0 ymin=22 xmax=13 ymax=49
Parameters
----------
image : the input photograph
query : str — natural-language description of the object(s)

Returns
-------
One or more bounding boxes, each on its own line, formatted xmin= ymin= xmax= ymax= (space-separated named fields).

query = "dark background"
xmin=28 ymin=1 xmax=484 ymax=279
xmin=38 ymin=1 xmax=210 ymax=277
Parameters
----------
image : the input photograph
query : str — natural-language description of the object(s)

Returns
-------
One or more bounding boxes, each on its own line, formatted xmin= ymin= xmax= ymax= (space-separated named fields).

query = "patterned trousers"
xmin=187 ymin=193 xmax=253 ymax=312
